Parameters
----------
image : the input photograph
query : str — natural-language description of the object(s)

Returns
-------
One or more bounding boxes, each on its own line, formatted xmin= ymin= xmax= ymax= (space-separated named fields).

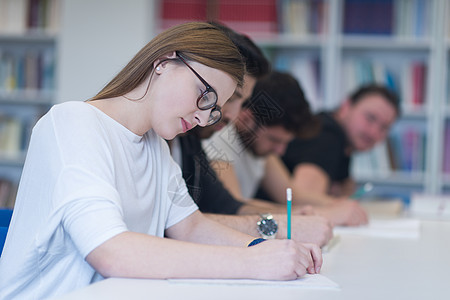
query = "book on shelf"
xmin=393 ymin=0 xmax=431 ymax=38
xmin=277 ymin=0 xmax=328 ymax=35
xmin=401 ymin=61 xmax=427 ymax=112
xmin=273 ymin=54 xmax=322 ymax=111
xmin=343 ymin=0 xmax=394 ymax=35
xmin=160 ymin=0 xmax=328 ymax=36
xmin=341 ymin=59 xmax=400 ymax=100
xmin=352 ymin=122 xmax=426 ymax=177
xmin=443 ymin=122 xmax=450 ymax=174
xmin=447 ymin=65 xmax=450 ymax=106
xmin=340 ymin=58 xmax=426 ymax=113
xmin=161 ymin=0 xmax=279 ymax=35
xmin=0 ymin=115 xmax=23 ymax=158
xmin=26 ymin=0 xmax=61 ymax=33
xmin=24 ymin=51 xmax=39 ymax=91
xmin=0 ymin=0 xmax=60 ymax=34
xmin=342 ymin=0 xmax=431 ymax=37
xmin=351 ymin=141 xmax=391 ymax=178
xmin=0 ymin=178 xmax=17 ymax=208
xmin=389 ymin=122 xmax=426 ymax=172
xmin=160 ymin=0 xmax=208 ymax=30
xmin=0 ymin=48 xmax=55 ymax=95
xmin=218 ymin=0 xmax=278 ymax=34
xmin=0 ymin=0 xmax=27 ymax=34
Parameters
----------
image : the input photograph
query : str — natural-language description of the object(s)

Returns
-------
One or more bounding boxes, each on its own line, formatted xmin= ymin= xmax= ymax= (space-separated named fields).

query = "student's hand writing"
xmin=246 ymin=240 xmax=322 ymax=280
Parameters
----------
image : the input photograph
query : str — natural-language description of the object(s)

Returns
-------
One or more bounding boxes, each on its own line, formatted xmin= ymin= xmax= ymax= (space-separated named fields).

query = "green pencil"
xmin=287 ymin=188 xmax=292 ymax=239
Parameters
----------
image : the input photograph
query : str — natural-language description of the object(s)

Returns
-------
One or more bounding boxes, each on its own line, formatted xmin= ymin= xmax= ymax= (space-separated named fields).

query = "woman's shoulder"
xmin=35 ymin=101 xmax=106 ymax=138
xmin=50 ymin=101 xmax=93 ymax=115
xmin=48 ymin=101 xmax=104 ymax=125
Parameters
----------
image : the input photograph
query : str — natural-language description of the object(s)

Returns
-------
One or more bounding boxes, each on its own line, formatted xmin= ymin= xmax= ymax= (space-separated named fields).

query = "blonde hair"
xmin=91 ymin=22 xmax=245 ymax=101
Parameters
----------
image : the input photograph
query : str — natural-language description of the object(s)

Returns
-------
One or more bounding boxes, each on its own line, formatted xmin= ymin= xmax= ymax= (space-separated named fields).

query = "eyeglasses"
xmin=176 ymin=52 xmax=222 ymax=126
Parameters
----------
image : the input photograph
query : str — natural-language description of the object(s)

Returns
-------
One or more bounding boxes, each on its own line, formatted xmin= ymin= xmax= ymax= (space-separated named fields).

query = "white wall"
xmin=58 ymin=0 xmax=156 ymax=102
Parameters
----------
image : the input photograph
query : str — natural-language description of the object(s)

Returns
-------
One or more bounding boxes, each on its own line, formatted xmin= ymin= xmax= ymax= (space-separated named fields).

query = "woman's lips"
xmin=181 ymin=118 xmax=193 ymax=133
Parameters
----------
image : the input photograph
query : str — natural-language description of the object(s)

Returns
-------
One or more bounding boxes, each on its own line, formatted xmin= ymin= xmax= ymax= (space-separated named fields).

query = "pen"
xmin=286 ymin=188 xmax=292 ymax=239
xmin=351 ymin=182 xmax=373 ymax=199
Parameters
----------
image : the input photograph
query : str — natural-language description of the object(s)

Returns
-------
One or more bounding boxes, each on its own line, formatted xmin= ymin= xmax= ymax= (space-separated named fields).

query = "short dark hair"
xmin=349 ymin=84 xmax=400 ymax=117
xmin=209 ymin=21 xmax=270 ymax=79
xmin=243 ymin=71 xmax=319 ymax=137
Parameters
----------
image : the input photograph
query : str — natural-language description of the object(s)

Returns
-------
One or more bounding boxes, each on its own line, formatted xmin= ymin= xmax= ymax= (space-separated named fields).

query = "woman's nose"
xmin=194 ymin=109 xmax=212 ymax=127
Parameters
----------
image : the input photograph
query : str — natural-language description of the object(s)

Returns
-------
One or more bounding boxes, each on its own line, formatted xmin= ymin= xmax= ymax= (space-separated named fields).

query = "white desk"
xmin=57 ymin=220 xmax=450 ymax=300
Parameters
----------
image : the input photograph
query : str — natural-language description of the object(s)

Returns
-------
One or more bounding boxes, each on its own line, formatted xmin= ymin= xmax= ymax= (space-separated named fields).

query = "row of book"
xmin=0 ymin=48 xmax=55 ymax=94
xmin=447 ymin=65 xmax=450 ymax=105
xmin=161 ymin=0 xmax=279 ymax=34
xmin=352 ymin=122 xmax=427 ymax=177
xmin=341 ymin=59 xmax=427 ymax=112
xmin=271 ymin=54 xmax=426 ymax=112
xmin=393 ymin=0 xmax=432 ymax=38
xmin=443 ymin=122 xmax=450 ymax=174
xmin=278 ymin=0 xmax=328 ymax=35
xmin=272 ymin=55 xmax=322 ymax=111
xmin=160 ymin=0 xmax=433 ymax=37
xmin=344 ymin=0 xmax=431 ymax=37
xmin=273 ymin=53 xmax=427 ymax=113
xmin=0 ymin=0 xmax=60 ymax=34
xmin=0 ymin=178 xmax=16 ymax=208
xmin=0 ymin=115 xmax=34 ymax=158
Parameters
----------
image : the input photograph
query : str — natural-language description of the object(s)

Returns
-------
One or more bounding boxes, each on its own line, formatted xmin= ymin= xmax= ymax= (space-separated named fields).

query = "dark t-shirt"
xmin=178 ymin=134 xmax=243 ymax=215
xmin=282 ymin=112 xmax=351 ymax=183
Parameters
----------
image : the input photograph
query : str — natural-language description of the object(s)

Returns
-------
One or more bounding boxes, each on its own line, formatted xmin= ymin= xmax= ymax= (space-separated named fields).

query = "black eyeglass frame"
xmin=175 ymin=52 xmax=222 ymax=126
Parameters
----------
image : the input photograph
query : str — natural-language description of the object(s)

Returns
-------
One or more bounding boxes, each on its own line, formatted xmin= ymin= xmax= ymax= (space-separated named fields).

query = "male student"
xmin=169 ymin=23 xmax=332 ymax=246
xmin=204 ymin=71 xmax=369 ymax=226
xmin=281 ymin=84 xmax=400 ymax=205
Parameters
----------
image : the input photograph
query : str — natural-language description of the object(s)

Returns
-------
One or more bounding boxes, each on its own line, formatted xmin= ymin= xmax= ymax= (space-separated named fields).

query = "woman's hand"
xmin=246 ymin=239 xmax=322 ymax=280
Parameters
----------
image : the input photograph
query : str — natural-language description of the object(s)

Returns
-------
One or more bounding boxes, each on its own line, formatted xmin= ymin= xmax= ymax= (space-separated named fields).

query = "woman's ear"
xmin=153 ymin=51 xmax=177 ymax=73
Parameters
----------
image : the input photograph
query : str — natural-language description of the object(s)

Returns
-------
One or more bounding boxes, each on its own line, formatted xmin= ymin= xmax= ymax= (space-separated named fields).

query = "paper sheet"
xmin=408 ymin=194 xmax=450 ymax=219
xmin=333 ymin=218 xmax=421 ymax=239
xmin=168 ymin=274 xmax=340 ymax=290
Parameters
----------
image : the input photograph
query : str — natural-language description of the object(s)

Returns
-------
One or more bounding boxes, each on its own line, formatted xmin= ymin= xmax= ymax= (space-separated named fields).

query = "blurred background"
xmin=0 ymin=0 xmax=449 ymax=208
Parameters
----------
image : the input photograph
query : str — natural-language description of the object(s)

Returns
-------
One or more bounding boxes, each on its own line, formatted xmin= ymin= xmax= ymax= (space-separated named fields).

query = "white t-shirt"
xmin=0 ymin=101 xmax=198 ymax=299
xmin=202 ymin=124 xmax=266 ymax=200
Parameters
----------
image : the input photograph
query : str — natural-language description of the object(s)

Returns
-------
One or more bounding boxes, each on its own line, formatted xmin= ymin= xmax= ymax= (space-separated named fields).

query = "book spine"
xmin=444 ymin=122 xmax=450 ymax=174
xmin=343 ymin=0 xmax=394 ymax=35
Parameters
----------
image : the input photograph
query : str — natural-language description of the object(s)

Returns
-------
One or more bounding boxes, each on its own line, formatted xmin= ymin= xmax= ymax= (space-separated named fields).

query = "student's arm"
xmin=293 ymin=163 xmax=330 ymax=194
xmin=259 ymin=155 xmax=293 ymax=204
xmin=329 ymin=178 xmax=356 ymax=197
xmin=291 ymin=163 xmax=334 ymax=205
xmin=314 ymin=200 xmax=369 ymax=226
xmin=208 ymin=156 xmax=304 ymax=208
xmin=204 ymin=213 xmax=333 ymax=247
xmin=237 ymin=198 xmax=314 ymax=215
xmin=290 ymin=162 xmax=369 ymax=226
xmin=260 ymin=155 xmax=333 ymax=206
xmin=86 ymin=211 xmax=322 ymax=280
xmin=209 ymin=160 xmax=244 ymax=200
